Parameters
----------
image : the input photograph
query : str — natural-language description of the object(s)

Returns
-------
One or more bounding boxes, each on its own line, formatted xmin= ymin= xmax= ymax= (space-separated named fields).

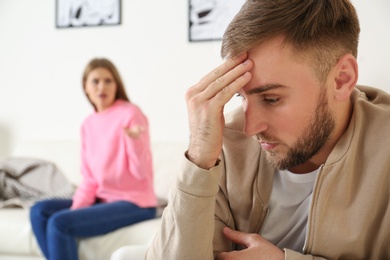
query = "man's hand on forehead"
xmin=185 ymin=53 xmax=253 ymax=169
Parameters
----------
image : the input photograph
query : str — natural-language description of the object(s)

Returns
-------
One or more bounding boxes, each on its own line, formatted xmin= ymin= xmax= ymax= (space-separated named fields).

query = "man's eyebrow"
xmin=247 ymin=83 xmax=287 ymax=95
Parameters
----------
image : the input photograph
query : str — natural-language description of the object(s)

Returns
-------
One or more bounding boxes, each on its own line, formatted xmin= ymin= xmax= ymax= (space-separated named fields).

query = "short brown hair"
xmin=82 ymin=58 xmax=130 ymax=110
xmin=221 ymin=0 xmax=360 ymax=83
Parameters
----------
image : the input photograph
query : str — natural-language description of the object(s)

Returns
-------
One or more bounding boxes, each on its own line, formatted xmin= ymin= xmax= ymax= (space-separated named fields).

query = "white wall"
xmin=353 ymin=0 xmax=390 ymax=88
xmin=0 ymin=0 xmax=389 ymax=156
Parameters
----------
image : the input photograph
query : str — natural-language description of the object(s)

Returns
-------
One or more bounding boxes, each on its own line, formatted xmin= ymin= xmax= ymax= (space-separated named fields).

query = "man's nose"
xmin=243 ymin=104 xmax=269 ymax=137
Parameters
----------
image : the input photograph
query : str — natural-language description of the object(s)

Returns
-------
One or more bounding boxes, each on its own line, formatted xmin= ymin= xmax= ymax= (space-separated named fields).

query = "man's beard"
xmin=259 ymin=90 xmax=336 ymax=170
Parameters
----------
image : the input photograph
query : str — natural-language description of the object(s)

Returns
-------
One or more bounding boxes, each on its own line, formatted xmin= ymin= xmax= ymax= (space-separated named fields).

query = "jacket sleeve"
xmin=146 ymin=155 xmax=222 ymax=259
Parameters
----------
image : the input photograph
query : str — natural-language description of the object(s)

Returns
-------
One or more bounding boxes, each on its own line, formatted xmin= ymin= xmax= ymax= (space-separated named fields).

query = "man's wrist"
xmin=185 ymin=150 xmax=219 ymax=170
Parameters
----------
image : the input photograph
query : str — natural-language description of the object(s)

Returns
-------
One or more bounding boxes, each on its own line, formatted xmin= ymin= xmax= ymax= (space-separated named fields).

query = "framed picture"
xmin=189 ymin=0 xmax=245 ymax=42
xmin=56 ymin=0 xmax=121 ymax=28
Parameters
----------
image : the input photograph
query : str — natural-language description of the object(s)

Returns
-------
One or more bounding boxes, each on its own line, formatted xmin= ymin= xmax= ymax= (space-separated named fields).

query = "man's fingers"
xmin=183 ymin=53 xmax=252 ymax=170
xmin=186 ymin=70 xmax=251 ymax=115
xmin=185 ymin=53 xmax=252 ymax=111
xmin=202 ymin=59 xmax=252 ymax=100
xmin=223 ymin=227 xmax=250 ymax=247
xmin=213 ymin=70 xmax=251 ymax=105
xmin=192 ymin=53 xmax=249 ymax=93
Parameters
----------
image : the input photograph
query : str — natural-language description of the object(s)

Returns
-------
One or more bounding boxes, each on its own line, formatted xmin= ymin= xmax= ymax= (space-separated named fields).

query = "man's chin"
xmin=265 ymin=152 xmax=286 ymax=169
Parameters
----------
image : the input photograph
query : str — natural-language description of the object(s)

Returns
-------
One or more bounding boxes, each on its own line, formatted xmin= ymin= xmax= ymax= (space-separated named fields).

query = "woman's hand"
xmin=124 ymin=125 xmax=145 ymax=139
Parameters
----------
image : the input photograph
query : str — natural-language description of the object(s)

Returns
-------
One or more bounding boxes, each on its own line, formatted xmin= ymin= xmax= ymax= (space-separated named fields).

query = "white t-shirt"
xmin=260 ymin=169 xmax=318 ymax=251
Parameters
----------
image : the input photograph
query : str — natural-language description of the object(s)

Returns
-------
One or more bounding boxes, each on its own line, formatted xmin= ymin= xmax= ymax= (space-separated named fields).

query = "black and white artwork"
xmin=189 ymin=0 xmax=245 ymax=42
xmin=56 ymin=0 xmax=121 ymax=28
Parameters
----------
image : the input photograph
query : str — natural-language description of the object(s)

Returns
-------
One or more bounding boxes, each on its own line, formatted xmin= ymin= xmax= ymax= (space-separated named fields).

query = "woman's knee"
xmin=47 ymin=211 xmax=72 ymax=235
xmin=30 ymin=200 xmax=50 ymax=220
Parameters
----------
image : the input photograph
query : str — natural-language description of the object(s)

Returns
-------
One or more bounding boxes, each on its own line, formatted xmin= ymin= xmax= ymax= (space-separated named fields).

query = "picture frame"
xmin=56 ymin=0 xmax=121 ymax=28
xmin=189 ymin=0 xmax=245 ymax=42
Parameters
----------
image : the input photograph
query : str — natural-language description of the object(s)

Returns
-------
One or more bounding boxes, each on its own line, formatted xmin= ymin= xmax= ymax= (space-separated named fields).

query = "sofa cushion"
xmin=0 ymin=209 xmax=41 ymax=256
xmin=78 ymin=218 xmax=161 ymax=260
xmin=0 ymin=207 xmax=161 ymax=259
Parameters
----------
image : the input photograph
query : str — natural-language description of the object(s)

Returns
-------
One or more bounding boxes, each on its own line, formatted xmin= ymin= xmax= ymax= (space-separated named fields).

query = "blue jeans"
xmin=30 ymin=199 xmax=156 ymax=260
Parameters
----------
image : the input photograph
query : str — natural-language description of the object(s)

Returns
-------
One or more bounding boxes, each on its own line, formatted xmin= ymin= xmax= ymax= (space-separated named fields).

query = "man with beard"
xmin=146 ymin=0 xmax=390 ymax=259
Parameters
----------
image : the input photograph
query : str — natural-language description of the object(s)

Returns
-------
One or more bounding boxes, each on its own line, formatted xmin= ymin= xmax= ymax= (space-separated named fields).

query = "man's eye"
xmin=264 ymin=97 xmax=279 ymax=104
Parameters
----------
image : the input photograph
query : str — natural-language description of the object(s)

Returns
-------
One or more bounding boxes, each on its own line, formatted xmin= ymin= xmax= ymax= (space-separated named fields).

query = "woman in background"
xmin=30 ymin=58 xmax=157 ymax=260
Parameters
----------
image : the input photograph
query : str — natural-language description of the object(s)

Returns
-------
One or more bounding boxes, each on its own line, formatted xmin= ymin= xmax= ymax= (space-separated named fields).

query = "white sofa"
xmin=0 ymin=140 xmax=187 ymax=260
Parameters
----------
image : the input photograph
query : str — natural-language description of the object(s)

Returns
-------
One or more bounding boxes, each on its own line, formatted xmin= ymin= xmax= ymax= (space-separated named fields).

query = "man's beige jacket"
xmin=146 ymin=85 xmax=390 ymax=260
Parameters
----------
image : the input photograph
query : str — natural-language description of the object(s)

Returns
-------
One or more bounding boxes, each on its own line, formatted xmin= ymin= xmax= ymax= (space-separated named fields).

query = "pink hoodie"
xmin=71 ymin=100 xmax=157 ymax=209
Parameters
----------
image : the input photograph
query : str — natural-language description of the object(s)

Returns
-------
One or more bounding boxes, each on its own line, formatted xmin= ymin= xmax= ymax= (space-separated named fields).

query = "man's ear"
xmin=332 ymin=54 xmax=358 ymax=102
